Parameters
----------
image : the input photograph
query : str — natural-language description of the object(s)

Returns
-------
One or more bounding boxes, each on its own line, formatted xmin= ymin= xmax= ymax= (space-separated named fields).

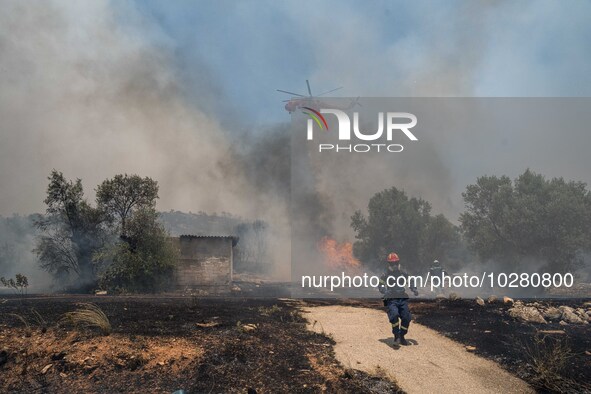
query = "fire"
xmin=317 ymin=236 xmax=361 ymax=272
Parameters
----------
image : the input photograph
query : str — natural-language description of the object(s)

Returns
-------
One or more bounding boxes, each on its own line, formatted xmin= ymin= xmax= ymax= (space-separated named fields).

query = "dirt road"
xmin=303 ymin=305 xmax=534 ymax=394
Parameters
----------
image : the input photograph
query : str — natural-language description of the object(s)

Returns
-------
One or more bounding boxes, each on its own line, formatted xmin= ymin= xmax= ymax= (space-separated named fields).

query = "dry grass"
xmin=30 ymin=308 xmax=47 ymax=327
xmin=258 ymin=304 xmax=282 ymax=317
xmin=6 ymin=309 xmax=48 ymax=335
xmin=6 ymin=313 xmax=33 ymax=337
xmin=7 ymin=313 xmax=29 ymax=329
xmin=60 ymin=303 xmax=111 ymax=335
xmin=523 ymin=334 xmax=586 ymax=393
xmin=7 ymin=313 xmax=31 ymax=338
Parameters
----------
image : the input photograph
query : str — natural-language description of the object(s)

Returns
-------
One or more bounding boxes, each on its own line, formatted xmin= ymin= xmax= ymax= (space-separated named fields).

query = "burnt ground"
xmin=411 ymin=299 xmax=591 ymax=393
xmin=0 ymin=295 xmax=400 ymax=394
xmin=2 ymin=296 xmax=589 ymax=393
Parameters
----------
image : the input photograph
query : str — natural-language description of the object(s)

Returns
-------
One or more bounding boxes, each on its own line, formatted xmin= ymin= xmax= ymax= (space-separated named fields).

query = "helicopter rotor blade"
xmin=306 ymin=80 xmax=312 ymax=96
xmin=277 ymin=89 xmax=306 ymax=97
xmin=317 ymin=87 xmax=343 ymax=96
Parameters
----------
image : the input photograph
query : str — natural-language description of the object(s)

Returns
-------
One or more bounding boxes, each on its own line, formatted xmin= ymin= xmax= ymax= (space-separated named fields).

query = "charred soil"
xmin=412 ymin=299 xmax=591 ymax=393
xmin=0 ymin=296 xmax=400 ymax=393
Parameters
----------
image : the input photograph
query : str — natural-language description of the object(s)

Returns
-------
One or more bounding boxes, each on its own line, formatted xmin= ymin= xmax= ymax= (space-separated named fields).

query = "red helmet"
xmin=387 ymin=253 xmax=400 ymax=263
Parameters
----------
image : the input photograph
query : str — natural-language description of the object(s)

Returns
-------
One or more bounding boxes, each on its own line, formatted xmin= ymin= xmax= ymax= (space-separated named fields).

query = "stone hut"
xmin=170 ymin=235 xmax=239 ymax=291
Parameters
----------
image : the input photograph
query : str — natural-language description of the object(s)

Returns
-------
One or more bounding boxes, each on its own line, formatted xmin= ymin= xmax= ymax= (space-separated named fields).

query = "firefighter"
xmin=429 ymin=259 xmax=444 ymax=278
xmin=429 ymin=259 xmax=449 ymax=294
xmin=378 ymin=252 xmax=418 ymax=346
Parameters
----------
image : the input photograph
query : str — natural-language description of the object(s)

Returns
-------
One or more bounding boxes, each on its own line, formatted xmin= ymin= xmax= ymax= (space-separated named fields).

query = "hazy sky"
xmin=1 ymin=0 xmax=591 ymax=218
xmin=138 ymin=0 xmax=591 ymax=121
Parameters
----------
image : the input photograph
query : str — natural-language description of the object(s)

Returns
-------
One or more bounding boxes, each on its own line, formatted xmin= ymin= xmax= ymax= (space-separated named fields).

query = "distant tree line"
xmin=351 ymin=169 xmax=591 ymax=274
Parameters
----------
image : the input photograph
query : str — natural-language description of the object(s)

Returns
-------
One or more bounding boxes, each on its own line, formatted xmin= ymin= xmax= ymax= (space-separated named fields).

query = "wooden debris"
xmin=242 ymin=323 xmax=257 ymax=332
xmin=41 ymin=364 xmax=53 ymax=374
xmin=538 ymin=330 xmax=565 ymax=335
xmin=195 ymin=321 xmax=220 ymax=328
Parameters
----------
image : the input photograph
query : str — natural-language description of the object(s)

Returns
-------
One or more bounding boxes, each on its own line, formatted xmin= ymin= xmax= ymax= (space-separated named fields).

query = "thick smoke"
xmin=2 ymin=1 xmax=591 ymax=292
xmin=0 ymin=1 xmax=292 ymax=282
xmin=0 ymin=1 xmax=251 ymax=215
xmin=291 ymin=99 xmax=591 ymax=296
xmin=0 ymin=215 xmax=52 ymax=293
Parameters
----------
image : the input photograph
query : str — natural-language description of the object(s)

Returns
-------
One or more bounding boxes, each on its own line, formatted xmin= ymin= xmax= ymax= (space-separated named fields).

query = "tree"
xmin=34 ymin=171 xmax=108 ymax=285
xmin=420 ymin=214 xmax=462 ymax=266
xmin=460 ymin=169 xmax=591 ymax=272
xmin=96 ymin=208 xmax=178 ymax=292
xmin=351 ymin=187 xmax=460 ymax=272
xmin=96 ymin=174 xmax=159 ymax=237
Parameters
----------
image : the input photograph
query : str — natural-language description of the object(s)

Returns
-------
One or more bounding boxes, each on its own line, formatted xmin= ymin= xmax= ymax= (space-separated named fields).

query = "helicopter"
xmin=277 ymin=80 xmax=359 ymax=113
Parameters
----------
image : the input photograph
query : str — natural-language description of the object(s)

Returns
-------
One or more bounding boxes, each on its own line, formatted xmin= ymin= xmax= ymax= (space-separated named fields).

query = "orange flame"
xmin=317 ymin=236 xmax=361 ymax=272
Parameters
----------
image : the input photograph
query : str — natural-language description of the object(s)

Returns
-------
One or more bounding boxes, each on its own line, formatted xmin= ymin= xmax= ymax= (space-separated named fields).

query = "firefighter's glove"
xmin=412 ymin=289 xmax=419 ymax=296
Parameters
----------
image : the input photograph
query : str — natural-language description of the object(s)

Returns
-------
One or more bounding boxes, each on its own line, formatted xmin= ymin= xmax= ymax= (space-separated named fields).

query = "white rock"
xmin=562 ymin=309 xmax=585 ymax=324
xmin=508 ymin=306 xmax=547 ymax=324
xmin=559 ymin=305 xmax=574 ymax=314
xmin=543 ymin=307 xmax=562 ymax=321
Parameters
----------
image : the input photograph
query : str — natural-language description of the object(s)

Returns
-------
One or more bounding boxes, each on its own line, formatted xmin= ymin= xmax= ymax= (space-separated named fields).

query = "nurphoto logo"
xmin=306 ymin=108 xmax=418 ymax=153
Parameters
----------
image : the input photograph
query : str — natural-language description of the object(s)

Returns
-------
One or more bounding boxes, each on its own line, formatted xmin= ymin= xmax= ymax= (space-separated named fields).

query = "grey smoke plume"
xmin=1 ymin=2 xmax=238 ymax=215
xmin=0 ymin=1 xmax=292 ymax=280
xmin=0 ymin=215 xmax=55 ymax=292
xmin=2 ymin=1 xmax=591 ymax=290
